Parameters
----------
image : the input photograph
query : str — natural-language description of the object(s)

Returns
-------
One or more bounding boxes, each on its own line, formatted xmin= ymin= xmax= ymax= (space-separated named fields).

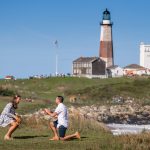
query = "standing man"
xmin=44 ymin=96 xmax=80 ymax=141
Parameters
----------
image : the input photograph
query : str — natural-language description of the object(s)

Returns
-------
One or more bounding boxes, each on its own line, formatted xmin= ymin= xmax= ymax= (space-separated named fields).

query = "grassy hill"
xmin=0 ymin=76 xmax=150 ymax=114
xmin=0 ymin=77 xmax=150 ymax=149
xmin=0 ymin=76 xmax=150 ymax=105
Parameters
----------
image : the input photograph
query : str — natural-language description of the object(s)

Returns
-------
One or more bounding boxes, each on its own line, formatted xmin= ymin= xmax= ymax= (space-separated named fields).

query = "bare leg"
xmin=4 ymin=121 xmax=19 ymax=140
xmin=49 ymin=122 xmax=59 ymax=140
xmin=60 ymin=131 xmax=81 ymax=141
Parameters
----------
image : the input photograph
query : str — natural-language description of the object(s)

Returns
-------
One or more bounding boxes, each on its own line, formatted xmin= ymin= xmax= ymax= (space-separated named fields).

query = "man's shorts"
xmin=53 ymin=120 xmax=67 ymax=138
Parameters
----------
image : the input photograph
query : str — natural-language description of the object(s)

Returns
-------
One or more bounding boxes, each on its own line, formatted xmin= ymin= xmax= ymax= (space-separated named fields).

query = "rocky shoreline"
xmin=21 ymin=100 xmax=150 ymax=126
xmin=69 ymin=102 xmax=150 ymax=125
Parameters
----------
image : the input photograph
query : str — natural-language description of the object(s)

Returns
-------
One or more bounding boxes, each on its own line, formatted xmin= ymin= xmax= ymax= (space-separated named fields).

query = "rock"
xmin=20 ymin=100 xmax=150 ymax=126
xmin=97 ymin=115 xmax=102 ymax=122
xmin=142 ymin=111 xmax=150 ymax=117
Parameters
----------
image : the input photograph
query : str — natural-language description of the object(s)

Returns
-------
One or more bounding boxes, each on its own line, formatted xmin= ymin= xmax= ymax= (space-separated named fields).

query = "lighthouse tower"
xmin=99 ymin=9 xmax=114 ymax=68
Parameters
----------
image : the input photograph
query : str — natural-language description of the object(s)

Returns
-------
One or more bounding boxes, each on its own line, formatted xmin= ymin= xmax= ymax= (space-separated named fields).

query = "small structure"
xmin=5 ymin=76 xmax=15 ymax=80
xmin=72 ymin=57 xmax=106 ymax=78
xmin=107 ymin=65 xmax=123 ymax=78
xmin=123 ymin=64 xmax=148 ymax=76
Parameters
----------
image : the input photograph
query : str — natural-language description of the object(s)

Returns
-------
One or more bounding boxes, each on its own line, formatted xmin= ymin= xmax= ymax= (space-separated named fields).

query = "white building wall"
xmin=140 ymin=42 xmax=150 ymax=69
xmin=100 ymin=24 xmax=112 ymax=41
xmin=108 ymin=67 xmax=123 ymax=77
xmin=136 ymin=70 xmax=146 ymax=75
xmin=111 ymin=67 xmax=124 ymax=77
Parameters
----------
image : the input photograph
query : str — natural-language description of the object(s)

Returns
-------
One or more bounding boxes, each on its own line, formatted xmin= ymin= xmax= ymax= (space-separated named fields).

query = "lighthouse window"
xmin=103 ymin=15 xmax=110 ymax=20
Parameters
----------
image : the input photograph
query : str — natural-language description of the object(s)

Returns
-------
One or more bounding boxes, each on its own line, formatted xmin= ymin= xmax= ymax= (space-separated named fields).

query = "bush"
xmin=0 ymin=87 xmax=15 ymax=96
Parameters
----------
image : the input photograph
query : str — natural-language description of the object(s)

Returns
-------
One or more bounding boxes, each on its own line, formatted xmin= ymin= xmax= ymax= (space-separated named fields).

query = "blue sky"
xmin=0 ymin=0 xmax=150 ymax=78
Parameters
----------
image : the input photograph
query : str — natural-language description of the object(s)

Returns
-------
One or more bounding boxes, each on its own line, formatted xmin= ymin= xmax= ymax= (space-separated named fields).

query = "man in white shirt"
xmin=44 ymin=96 xmax=80 ymax=141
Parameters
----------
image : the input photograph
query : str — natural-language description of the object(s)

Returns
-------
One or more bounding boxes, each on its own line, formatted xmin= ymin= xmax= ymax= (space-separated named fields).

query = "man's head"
xmin=55 ymin=96 xmax=64 ymax=104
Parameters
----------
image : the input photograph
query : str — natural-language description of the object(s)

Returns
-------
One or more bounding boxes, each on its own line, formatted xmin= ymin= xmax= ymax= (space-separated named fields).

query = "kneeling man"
xmin=44 ymin=96 xmax=80 ymax=141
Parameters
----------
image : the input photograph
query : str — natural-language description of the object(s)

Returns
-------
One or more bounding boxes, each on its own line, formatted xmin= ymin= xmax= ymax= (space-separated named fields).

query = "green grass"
xmin=0 ymin=127 xmax=115 ymax=150
xmin=1 ymin=119 xmax=150 ymax=150
xmin=0 ymin=96 xmax=54 ymax=115
xmin=0 ymin=77 xmax=150 ymax=115
xmin=0 ymin=112 xmax=117 ymax=150
xmin=0 ymin=77 xmax=150 ymax=149
xmin=0 ymin=77 xmax=150 ymax=106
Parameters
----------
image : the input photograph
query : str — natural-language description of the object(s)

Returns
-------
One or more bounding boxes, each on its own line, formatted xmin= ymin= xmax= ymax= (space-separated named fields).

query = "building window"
xmin=73 ymin=63 xmax=77 ymax=67
xmin=73 ymin=69 xmax=76 ymax=74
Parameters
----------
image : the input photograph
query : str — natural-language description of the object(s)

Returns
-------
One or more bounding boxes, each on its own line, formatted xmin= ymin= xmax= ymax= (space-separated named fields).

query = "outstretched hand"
xmin=44 ymin=108 xmax=51 ymax=115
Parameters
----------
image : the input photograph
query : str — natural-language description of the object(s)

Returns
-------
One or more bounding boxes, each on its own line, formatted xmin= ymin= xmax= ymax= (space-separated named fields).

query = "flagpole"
xmin=56 ymin=53 xmax=58 ymax=75
xmin=55 ymin=40 xmax=58 ymax=76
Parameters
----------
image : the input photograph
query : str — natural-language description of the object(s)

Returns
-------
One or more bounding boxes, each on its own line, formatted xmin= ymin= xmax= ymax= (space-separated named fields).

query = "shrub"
xmin=0 ymin=87 xmax=15 ymax=96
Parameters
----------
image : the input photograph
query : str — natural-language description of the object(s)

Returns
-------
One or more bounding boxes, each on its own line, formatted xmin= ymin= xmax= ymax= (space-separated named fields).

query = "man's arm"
xmin=44 ymin=109 xmax=57 ymax=117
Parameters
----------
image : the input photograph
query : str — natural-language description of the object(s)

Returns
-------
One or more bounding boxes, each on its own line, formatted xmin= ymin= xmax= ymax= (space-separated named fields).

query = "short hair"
xmin=57 ymin=96 xmax=64 ymax=103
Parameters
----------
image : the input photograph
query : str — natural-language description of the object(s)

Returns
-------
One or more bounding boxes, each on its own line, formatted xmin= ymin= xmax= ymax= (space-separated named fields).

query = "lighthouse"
xmin=99 ymin=9 xmax=114 ymax=68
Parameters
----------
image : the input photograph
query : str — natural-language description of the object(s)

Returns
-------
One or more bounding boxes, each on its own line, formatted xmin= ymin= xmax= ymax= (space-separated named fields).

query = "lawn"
xmin=0 ymin=77 xmax=150 ymax=106
xmin=1 ymin=119 xmax=150 ymax=150
xmin=0 ymin=111 xmax=118 ymax=150
xmin=0 ymin=77 xmax=150 ymax=149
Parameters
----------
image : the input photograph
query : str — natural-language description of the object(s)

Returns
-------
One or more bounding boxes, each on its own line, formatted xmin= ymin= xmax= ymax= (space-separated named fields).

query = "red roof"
xmin=124 ymin=64 xmax=146 ymax=70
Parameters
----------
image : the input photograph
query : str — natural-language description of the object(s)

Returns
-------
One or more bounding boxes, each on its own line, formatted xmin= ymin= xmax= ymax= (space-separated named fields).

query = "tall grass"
xmin=1 ymin=114 xmax=150 ymax=150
